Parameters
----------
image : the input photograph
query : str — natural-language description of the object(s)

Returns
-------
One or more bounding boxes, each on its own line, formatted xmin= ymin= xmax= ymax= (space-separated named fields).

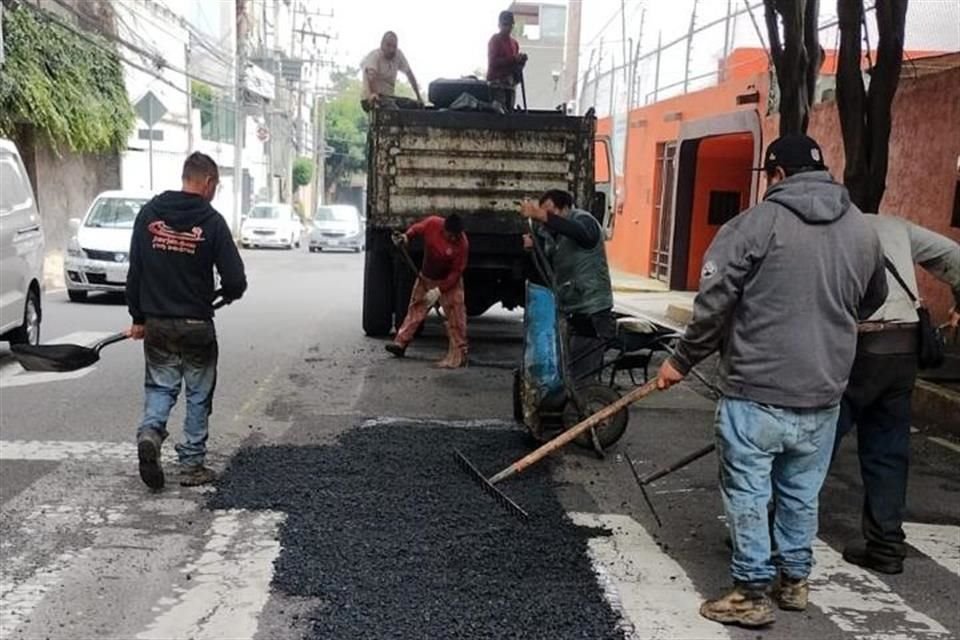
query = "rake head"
xmin=453 ymin=449 xmax=529 ymax=521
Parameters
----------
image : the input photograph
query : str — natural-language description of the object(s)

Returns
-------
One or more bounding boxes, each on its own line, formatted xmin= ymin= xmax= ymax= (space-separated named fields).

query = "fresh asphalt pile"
xmin=209 ymin=422 xmax=626 ymax=639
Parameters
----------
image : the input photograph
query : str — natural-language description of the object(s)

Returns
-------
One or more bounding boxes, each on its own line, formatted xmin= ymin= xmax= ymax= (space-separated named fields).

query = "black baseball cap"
xmin=759 ymin=134 xmax=827 ymax=172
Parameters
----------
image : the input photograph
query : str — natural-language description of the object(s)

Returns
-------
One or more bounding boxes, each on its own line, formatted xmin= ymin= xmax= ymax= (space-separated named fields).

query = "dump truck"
xmin=362 ymin=107 xmax=614 ymax=336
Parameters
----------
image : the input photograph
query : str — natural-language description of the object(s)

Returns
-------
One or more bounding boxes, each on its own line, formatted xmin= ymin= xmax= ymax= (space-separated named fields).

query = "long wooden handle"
xmin=490 ymin=379 xmax=659 ymax=484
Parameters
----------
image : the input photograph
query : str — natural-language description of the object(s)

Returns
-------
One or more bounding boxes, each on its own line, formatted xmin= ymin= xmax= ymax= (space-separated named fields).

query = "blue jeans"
xmin=716 ymin=397 xmax=839 ymax=585
xmin=138 ymin=318 xmax=218 ymax=466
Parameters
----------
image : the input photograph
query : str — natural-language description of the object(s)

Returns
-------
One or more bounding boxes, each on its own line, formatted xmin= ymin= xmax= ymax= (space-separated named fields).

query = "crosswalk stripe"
xmin=903 ymin=523 xmax=960 ymax=578
xmin=809 ymin=540 xmax=953 ymax=639
xmin=0 ymin=549 xmax=89 ymax=639
xmin=569 ymin=512 xmax=732 ymax=640
xmin=136 ymin=509 xmax=285 ymax=640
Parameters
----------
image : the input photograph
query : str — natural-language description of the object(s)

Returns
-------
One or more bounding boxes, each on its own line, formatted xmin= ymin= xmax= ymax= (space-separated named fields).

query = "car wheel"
xmin=67 ymin=289 xmax=88 ymax=303
xmin=8 ymin=288 xmax=41 ymax=346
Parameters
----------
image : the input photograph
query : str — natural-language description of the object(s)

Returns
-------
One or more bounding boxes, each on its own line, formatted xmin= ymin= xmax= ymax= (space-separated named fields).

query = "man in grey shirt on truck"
xmin=833 ymin=215 xmax=959 ymax=575
xmin=656 ymin=134 xmax=888 ymax=628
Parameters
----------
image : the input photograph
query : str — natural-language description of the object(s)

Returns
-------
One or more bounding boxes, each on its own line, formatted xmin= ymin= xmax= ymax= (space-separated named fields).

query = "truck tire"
xmin=363 ymin=238 xmax=394 ymax=337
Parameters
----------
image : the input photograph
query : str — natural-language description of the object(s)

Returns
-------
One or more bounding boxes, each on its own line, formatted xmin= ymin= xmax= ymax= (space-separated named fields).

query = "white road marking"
xmin=809 ymin=540 xmax=953 ymax=639
xmin=0 ymin=549 xmax=89 ymax=639
xmin=903 ymin=523 xmax=960 ymax=578
xmin=136 ymin=509 xmax=285 ymax=640
xmin=0 ymin=503 xmax=128 ymax=639
xmin=568 ymin=512 xmax=731 ymax=640
xmin=0 ymin=440 xmax=182 ymax=465
xmin=927 ymin=436 xmax=960 ymax=454
xmin=0 ymin=331 xmax=114 ymax=388
xmin=362 ymin=416 xmax=517 ymax=430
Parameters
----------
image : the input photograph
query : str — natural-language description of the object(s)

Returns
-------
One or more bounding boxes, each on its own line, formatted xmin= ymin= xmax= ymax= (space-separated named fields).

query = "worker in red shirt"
xmin=487 ymin=11 xmax=527 ymax=110
xmin=388 ymin=214 xmax=469 ymax=368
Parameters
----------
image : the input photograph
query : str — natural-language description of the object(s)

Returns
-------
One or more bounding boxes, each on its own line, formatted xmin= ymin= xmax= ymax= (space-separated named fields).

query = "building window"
xmin=952 ymin=180 xmax=960 ymax=228
xmin=708 ymin=190 xmax=742 ymax=226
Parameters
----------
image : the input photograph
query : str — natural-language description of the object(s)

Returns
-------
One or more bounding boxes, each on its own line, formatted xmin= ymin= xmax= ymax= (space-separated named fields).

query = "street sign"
xmin=138 ymin=129 xmax=164 ymax=141
xmin=135 ymin=91 xmax=167 ymax=127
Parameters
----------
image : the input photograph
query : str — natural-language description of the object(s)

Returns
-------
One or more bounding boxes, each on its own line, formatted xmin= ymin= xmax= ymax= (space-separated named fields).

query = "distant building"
xmin=507 ymin=2 xmax=566 ymax=111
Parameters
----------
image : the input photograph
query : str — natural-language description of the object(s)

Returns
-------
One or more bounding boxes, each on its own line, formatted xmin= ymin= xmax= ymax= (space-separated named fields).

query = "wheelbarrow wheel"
xmin=563 ymin=384 xmax=629 ymax=449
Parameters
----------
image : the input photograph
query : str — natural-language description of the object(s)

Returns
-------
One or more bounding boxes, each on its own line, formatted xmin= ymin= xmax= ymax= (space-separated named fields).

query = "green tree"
xmin=322 ymin=67 xmax=369 ymax=195
xmin=292 ymin=157 xmax=314 ymax=190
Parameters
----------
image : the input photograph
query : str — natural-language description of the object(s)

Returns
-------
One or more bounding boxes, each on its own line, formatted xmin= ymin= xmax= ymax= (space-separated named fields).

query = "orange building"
xmin=602 ymin=48 xmax=960 ymax=321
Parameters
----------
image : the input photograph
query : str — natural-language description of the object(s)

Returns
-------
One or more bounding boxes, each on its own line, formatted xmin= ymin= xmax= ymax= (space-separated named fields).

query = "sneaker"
xmin=775 ymin=575 xmax=809 ymax=611
xmin=700 ymin=584 xmax=776 ymax=628
xmin=385 ymin=343 xmax=406 ymax=358
xmin=137 ymin=430 xmax=164 ymax=490
xmin=179 ymin=465 xmax=216 ymax=487
xmin=842 ymin=543 xmax=904 ymax=575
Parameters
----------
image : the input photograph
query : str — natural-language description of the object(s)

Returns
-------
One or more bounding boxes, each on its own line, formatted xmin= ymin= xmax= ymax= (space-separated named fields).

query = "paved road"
xmin=1 ymin=248 xmax=958 ymax=639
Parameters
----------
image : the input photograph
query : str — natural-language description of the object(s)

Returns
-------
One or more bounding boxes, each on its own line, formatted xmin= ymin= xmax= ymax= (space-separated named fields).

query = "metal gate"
xmin=651 ymin=142 xmax=677 ymax=282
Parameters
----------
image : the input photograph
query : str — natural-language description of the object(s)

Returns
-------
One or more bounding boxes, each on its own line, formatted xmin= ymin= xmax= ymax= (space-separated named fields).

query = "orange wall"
xmin=685 ymin=135 xmax=754 ymax=290
xmin=606 ymin=77 xmax=766 ymax=277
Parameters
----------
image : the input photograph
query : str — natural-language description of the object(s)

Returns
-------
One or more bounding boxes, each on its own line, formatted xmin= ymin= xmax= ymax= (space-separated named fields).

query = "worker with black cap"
xmin=656 ymin=133 xmax=889 ymax=628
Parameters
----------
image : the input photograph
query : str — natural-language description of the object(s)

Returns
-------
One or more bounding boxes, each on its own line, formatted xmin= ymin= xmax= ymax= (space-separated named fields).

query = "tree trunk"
xmin=837 ymin=0 xmax=909 ymax=212
xmin=836 ymin=0 xmax=869 ymax=208
xmin=863 ymin=0 xmax=908 ymax=212
xmin=764 ymin=0 xmax=817 ymax=135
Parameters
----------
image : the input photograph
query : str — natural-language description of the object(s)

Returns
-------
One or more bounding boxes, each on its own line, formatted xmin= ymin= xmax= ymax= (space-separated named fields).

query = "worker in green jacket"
xmin=520 ymin=189 xmax=615 ymax=382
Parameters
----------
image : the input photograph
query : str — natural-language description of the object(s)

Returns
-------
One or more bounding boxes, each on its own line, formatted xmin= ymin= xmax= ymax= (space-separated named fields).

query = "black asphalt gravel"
xmin=209 ymin=422 xmax=626 ymax=639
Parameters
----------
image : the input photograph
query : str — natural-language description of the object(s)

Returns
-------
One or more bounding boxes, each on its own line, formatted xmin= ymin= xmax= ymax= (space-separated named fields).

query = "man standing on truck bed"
xmin=387 ymin=214 xmax=469 ymax=368
xmin=361 ymin=31 xmax=423 ymax=112
xmin=125 ymin=152 xmax=247 ymax=490
xmin=520 ymin=189 xmax=615 ymax=381
xmin=487 ymin=10 xmax=527 ymax=110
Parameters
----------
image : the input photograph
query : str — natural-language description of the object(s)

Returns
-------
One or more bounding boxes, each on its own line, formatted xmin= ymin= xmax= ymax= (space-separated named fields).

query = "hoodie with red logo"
xmin=126 ymin=191 xmax=247 ymax=323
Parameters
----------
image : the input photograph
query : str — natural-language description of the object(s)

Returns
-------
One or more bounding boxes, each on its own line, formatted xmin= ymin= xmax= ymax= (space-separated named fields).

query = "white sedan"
xmin=240 ymin=203 xmax=302 ymax=250
xmin=64 ymin=190 xmax=151 ymax=302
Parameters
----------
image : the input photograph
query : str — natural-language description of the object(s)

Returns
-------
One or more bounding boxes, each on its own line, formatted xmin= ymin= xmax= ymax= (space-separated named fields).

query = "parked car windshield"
xmin=315 ymin=206 xmax=357 ymax=222
xmin=85 ymin=198 xmax=148 ymax=228
xmin=248 ymin=205 xmax=290 ymax=220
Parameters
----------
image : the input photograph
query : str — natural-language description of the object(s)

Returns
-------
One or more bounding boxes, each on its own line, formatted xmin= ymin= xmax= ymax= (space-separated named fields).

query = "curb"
xmin=913 ymin=379 xmax=960 ymax=437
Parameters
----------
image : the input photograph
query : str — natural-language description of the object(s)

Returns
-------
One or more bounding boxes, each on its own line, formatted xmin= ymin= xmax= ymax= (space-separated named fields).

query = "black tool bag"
xmin=428 ymin=77 xmax=492 ymax=108
xmin=884 ymin=257 xmax=946 ymax=369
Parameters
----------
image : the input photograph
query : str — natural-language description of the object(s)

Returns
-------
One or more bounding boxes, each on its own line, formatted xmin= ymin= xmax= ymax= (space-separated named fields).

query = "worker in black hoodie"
xmin=125 ymin=152 xmax=247 ymax=490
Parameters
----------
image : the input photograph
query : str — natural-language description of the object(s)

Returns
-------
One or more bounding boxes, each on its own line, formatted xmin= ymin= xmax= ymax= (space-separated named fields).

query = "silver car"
xmin=64 ymin=191 xmax=151 ymax=302
xmin=0 ymin=138 xmax=45 ymax=345
xmin=309 ymin=204 xmax=364 ymax=252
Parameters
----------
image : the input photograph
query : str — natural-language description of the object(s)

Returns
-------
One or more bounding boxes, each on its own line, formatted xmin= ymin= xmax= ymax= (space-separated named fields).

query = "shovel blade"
xmin=10 ymin=344 xmax=100 ymax=372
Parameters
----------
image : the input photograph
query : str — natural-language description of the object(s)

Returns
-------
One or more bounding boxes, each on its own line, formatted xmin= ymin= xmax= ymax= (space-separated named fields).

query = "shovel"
xmin=11 ymin=297 xmax=230 ymax=373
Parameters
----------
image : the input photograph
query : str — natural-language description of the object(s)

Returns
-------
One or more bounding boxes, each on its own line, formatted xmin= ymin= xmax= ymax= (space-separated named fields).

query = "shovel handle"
xmin=93 ymin=332 xmax=129 ymax=353
xmin=490 ymin=379 xmax=659 ymax=484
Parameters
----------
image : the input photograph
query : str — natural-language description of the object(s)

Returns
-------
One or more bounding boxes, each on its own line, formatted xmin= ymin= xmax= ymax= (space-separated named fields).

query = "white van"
xmin=0 ymin=138 xmax=45 ymax=345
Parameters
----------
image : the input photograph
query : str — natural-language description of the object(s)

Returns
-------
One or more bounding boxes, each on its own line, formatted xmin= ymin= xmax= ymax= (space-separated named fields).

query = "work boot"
xmin=137 ymin=430 xmax=165 ymax=490
xmin=179 ymin=464 xmax=216 ymax=487
xmin=842 ymin=543 xmax=904 ymax=574
xmin=700 ymin=584 xmax=775 ymax=628
xmin=385 ymin=343 xmax=406 ymax=358
xmin=774 ymin=574 xmax=809 ymax=611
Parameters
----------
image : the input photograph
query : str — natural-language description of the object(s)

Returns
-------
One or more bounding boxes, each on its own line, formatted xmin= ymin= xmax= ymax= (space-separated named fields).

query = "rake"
xmin=455 ymin=379 xmax=660 ymax=520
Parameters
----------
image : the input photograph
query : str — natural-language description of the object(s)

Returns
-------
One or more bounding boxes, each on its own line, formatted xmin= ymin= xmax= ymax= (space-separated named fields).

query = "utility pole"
xmin=315 ymin=94 xmax=325 ymax=206
xmin=233 ymin=0 xmax=247 ymax=237
xmin=185 ymin=41 xmax=193 ymax=151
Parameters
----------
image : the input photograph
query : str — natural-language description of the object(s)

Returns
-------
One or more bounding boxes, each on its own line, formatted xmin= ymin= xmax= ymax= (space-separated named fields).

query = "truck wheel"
xmin=363 ymin=242 xmax=394 ymax=337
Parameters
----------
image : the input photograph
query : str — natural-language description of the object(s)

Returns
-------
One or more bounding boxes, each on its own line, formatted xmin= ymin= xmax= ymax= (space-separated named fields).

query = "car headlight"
xmin=67 ymin=237 xmax=83 ymax=257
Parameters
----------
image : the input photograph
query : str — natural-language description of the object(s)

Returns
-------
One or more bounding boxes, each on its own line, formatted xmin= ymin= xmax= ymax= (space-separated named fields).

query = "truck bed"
xmin=367 ymin=109 xmax=596 ymax=234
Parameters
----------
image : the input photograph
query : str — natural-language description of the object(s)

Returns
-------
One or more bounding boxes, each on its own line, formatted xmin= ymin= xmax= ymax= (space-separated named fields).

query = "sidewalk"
xmin=611 ymin=269 xmax=694 ymax=332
